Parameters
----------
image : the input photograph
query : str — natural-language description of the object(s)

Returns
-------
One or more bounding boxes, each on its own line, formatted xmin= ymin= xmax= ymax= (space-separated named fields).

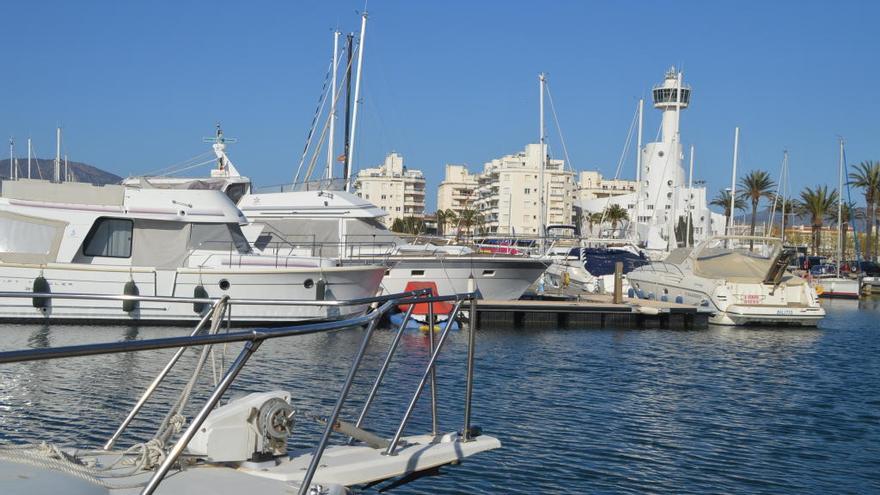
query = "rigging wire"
xmin=544 ymin=81 xmax=576 ymax=173
xmin=143 ymin=150 xmax=214 ymax=177
xmin=293 ymin=58 xmax=335 ymax=184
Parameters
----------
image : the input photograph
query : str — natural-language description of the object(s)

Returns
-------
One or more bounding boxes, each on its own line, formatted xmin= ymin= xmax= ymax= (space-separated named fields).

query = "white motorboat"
xmin=0 ymin=178 xmax=385 ymax=324
xmin=126 ymin=132 xmax=547 ymax=301
xmin=626 ymin=236 xmax=825 ymax=326
xmin=0 ymin=290 xmax=500 ymax=494
xmin=543 ymin=242 xmax=648 ymax=293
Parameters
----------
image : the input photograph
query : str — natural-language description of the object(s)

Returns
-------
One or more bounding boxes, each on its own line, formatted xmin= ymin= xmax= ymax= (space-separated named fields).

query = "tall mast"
xmin=64 ymin=154 xmax=69 ymax=182
xmin=326 ymin=30 xmax=340 ymax=180
xmin=54 ymin=127 xmax=61 ymax=183
xmin=686 ymin=145 xmax=694 ymax=246
xmin=780 ymin=150 xmax=788 ymax=244
xmin=345 ymin=11 xmax=367 ymax=192
xmin=27 ymin=137 xmax=32 ymax=179
xmin=636 ymin=98 xmax=643 ymax=182
xmin=342 ymin=33 xmax=354 ymax=188
xmin=837 ymin=138 xmax=844 ymax=276
xmin=729 ymin=126 xmax=740 ymax=233
xmin=8 ymin=138 xmax=13 ymax=180
xmin=539 ymin=72 xmax=546 ymax=250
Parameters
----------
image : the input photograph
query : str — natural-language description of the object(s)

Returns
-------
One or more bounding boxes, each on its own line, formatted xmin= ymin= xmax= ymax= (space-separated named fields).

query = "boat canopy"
xmin=691 ymin=236 xmax=782 ymax=282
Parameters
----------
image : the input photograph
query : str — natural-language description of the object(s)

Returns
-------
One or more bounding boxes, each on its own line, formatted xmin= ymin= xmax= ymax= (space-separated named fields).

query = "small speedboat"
xmin=627 ymin=236 xmax=825 ymax=326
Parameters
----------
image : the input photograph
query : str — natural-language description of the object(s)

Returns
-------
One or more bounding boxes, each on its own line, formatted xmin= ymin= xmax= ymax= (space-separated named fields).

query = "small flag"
xmin=336 ymin=154 xmax=347 ymax=163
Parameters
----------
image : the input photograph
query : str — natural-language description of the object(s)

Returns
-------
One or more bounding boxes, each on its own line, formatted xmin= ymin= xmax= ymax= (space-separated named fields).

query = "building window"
xmin=381 ymin=195 xmax=387 ymax=200
xmin=83 ymin=218 xmax=133 ymax=258
xmin=524 ymin=188 xmax=531 ymax=194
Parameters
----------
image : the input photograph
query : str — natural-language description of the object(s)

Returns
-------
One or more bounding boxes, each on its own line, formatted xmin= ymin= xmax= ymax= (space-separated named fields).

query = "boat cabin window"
xmin=83 ymin=218 xmax=133 ymax=258
xmin=0 ymin=212 xmax=66 ymax=263
xmin=188 ymin=223 xmax=252 ymax=254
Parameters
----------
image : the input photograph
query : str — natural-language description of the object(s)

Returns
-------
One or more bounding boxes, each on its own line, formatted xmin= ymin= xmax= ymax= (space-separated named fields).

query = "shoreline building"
xmin=437 ymin=164 xmax=479 ymax=217
xmin=353 ymin=152 xmax=425 ymax=227
xmin=578 ymin=67 xmax=724 ymax=250
xmin=576 ymin=171 xmax=637 ymax=202
xmin=473 ymin=143 xmax=576 ymax=235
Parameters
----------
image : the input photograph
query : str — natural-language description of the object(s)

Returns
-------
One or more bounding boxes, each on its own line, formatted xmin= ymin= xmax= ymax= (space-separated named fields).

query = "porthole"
xmin=658 ymin=151 xmax=665 ymax=157
xmin=304 ymin=278 xmax=314 ymax=289
xmin=219 ymin=279 xmax=230 ymax=291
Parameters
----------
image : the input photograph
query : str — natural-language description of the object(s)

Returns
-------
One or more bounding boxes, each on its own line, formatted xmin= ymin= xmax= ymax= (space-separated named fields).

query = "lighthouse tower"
xmin=637 ymin=67 xmax=690 ymax=248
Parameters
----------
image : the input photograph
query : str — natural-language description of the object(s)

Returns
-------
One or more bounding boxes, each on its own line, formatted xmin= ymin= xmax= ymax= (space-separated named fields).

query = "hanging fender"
xmin=123 ymin=280 xmax=140 ymax=313
xmin=32 ymin=276 xmax=51 ymax=309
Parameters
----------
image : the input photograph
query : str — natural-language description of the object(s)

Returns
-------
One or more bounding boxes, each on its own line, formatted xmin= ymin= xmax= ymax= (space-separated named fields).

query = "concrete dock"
xmin=474 ymin=293 xmax=710 ymax=330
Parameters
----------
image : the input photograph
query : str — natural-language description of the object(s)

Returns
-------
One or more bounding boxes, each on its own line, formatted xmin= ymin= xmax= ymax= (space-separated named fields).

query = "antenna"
xmin=202 ymin=123 xmax=238 ymax=173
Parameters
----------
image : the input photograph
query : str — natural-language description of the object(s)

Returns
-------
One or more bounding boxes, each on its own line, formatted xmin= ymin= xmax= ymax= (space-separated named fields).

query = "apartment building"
xmin=437 ymin=164 xmax=478 ymax=215
xmin=472 ymin=143 xmax=576 ymax=235
xmin=576 ymin=171 xmax=637 ymax=202
xmin=353 ymin=152 xmax=425 ymax=227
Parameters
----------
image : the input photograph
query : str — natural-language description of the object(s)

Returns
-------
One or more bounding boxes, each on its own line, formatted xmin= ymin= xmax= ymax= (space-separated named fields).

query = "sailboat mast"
xmin=54 ymin=127 xmax=61 ymax=183
xmin=729 ymin=126 xmax=740 ymax=233
xmin=686 ymin=145 xmax=694 ymax=246
xmin=539 ymin=72 xmax=546 ymax=251
xmin=27 ymin=137 xmax=32 ymax=179
xmin=327 ymin=30 xmax=340 ymax=180
xmin=8 ymin=138 xmax=13 ymax=180
xmin=345 ymin=11 xmax=367 ymax=192
xmin=342 ymin=33 xmax=354 ymax=188
xmin=837 ymin=138 xmax=844 ymax=276
xmin=780 ymin=150 xmax=788 ymax=244
xmin=636 ymin=98 xmax=643 ymax=182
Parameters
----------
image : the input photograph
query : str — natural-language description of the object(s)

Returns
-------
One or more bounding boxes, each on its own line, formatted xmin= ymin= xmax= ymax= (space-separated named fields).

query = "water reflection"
xmin=0 ymin=302 xmax=878 ymax=493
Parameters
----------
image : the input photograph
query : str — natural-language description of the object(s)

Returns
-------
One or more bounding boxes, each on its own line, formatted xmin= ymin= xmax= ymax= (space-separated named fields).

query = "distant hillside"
xmin=0 ymin=158 xmax=121 ymax=185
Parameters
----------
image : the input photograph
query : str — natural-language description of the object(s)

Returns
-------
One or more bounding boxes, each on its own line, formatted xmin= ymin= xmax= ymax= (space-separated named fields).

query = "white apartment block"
xmin=473 ymin=143 xmax=576 ymax=235
xmin=576 ymin=171 xmax=638 ymax=205
xmin=353 ymin=152 xmax=426 ymax=227
xmin=437 ymin=164 xmax=478 ymax=215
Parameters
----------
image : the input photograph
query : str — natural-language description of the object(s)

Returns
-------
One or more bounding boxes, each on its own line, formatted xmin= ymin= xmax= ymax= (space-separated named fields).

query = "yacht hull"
xmin=376 ymin=256 xmax=546 ymax=300
xmin=0 ymin=263 xmax=385 ymax=325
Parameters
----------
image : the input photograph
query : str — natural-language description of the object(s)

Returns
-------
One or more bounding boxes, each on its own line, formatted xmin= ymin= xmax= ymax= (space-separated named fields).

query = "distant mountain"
xmin=0 ymin=158 xmax=122 ymax=185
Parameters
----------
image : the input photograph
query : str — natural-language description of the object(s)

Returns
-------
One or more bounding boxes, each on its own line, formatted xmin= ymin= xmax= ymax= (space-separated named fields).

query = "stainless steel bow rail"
xmin=0 ymin=289 xmax=482 ymax=495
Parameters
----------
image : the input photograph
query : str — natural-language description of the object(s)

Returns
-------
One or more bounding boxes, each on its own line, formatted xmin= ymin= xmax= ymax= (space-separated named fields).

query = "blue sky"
xmin=2 ymin=1 xmax=878 ymax=210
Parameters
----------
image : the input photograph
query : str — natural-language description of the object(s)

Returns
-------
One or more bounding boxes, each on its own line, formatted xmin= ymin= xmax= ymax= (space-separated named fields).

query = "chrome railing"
xmin=0 ymin=288 xmax=481 ymax=495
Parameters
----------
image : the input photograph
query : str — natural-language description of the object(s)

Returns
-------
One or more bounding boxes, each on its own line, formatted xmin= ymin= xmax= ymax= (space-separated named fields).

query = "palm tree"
xmin=443 ymin=209 xmax=458 ymax=236
xmin=581 ymin=210 xmax=599 ymax=235
xmin=796 ymin=185 xmax=838 ymax=255
xmin=738 ymin=170 xmax=776 ymax=242
xmin=710 ymin=190 xmax=745 ymax=234
xmin=590 ymin=212 xmax=604 ymax=235
xmin=603 ymin=204 xmax=629 ymax=233
xmin=435 ymin=209 xmax=448 ymax=236
xmin=459 ymin=208 xmax=480 ymax=237
xmin=848 ymin=160 xmax=880 ymax=260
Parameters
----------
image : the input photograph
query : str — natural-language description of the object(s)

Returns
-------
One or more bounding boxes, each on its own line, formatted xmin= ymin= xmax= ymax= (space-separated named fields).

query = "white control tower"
xmin=578 ymin=67 xmax=723 ymax=251
xmin=639 ymin=67 xmax=688 ymax=226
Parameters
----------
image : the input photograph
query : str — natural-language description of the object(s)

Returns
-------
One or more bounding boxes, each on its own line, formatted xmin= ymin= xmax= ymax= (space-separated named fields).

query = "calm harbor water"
xmin=1 ymin=298 xmax=879 ymax=494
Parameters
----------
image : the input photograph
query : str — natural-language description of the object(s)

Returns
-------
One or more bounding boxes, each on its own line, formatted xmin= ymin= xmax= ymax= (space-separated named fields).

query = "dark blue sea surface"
xmin=0 ymin=298 xmax=878 ymax=494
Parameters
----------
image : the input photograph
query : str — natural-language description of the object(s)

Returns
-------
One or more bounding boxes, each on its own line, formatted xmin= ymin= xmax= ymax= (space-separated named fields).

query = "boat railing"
xmin=0 ymin=288 xmax=482 ymax=495
xmin=189 ymin=238 xmax=399 ymax=267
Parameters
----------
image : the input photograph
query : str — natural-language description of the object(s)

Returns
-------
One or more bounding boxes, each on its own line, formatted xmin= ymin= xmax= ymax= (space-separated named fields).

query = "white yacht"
xmin=543 ymin=242 xmax=648 ymax=293
xmin=0 ymin=179 xmax=385 ymax=324
xmin=626 ymin=236 xmax=825 ymax=326
xmin=127 ymin=134 xmax=547 ymax=301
